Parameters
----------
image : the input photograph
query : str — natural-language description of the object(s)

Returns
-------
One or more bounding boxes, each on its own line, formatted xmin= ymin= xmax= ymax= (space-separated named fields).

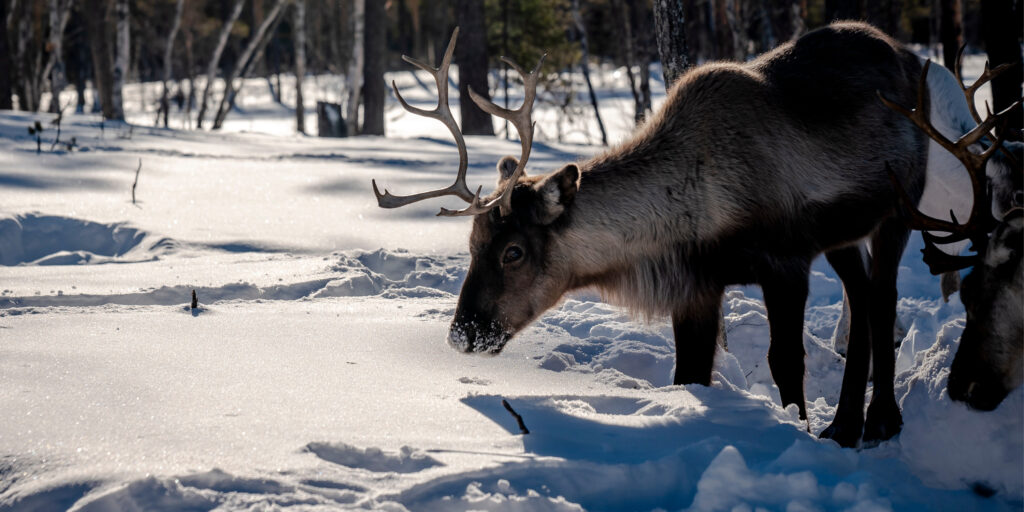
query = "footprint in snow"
xmin=304 ymin=442 xmax=443 ymax=473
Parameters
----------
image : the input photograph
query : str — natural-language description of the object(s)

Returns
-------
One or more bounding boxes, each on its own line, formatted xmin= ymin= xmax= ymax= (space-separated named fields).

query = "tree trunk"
xmin=111 ymin=0 xmax=128 ymax=120
xmin=612 ymin=0 xmax=643 ymax=124
xmin=211 ymin=0 xmax=288 ymax=130
xmin=184 ymin=27 xmax=195 ymax=128
xmin=0 ymin=0 xmax=12 ymax=109
xmin=197 ymin=0 xmax=245 ymax=128
xmin=980 ymin=0 xmax=1023 ymax=141
xmin=82 ymin=0 xmax=115 ymax=119
xmin=455 ymin=0 xmax=494 ymax=135
xmin=571 ymin=0 xmax=607 ymax=146
xmin=632 ymin=0 xmax=654 ymax=120
xmin=361 ymin=0 xmax=385 ymax=135
xmin=158 ymin=0 xmax=185 ymax=127
xmin=45 ymin=0 xmax=73 ymax=113
xmin=653 ymin=0 xmax=690 ymax=89
xmin=769 ymin=0 xmax=804 ymax=43
xmin=345 ymin=0 xmax=364 ymax=135
xmin=939 ymin=0 xmax=962 ymax=74
xmin=13 ymin=2 xmax=35 ymax=111
xmin=824 ymin=0 xmax=858 ymax=21
xmin=294 ymin=0 xmax=306 ymax=134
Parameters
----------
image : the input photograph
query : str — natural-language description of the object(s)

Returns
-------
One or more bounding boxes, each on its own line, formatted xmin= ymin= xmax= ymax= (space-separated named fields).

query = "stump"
xmin=316 ymin=101 xmax=347 ymax=138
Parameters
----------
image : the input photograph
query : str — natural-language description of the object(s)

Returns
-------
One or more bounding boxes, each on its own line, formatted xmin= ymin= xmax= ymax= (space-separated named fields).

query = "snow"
xmin=1 ymin=57 xmax=1021 ymax=511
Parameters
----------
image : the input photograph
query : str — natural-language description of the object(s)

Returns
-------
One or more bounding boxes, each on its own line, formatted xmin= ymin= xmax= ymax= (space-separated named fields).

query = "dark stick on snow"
xmin=131 ymin=158 xmax=142 ymax=204
xmin=502 ymin=399 xmax=529 ymax=435
xmin=190 ymin=289 xmax=198 ymax=309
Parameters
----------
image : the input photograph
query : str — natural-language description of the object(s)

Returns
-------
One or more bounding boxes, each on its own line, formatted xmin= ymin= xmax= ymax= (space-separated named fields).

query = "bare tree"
xmin=570 ymin=0 xmax=607 ymax=146
xmin=196 ymin=0 xmax=245 ymax=128
xmin=211 ymin=0 xmax=290 ymax=130
xmin=294 ymin=0 xmax=306 ymax=134
xmin=632 ymin=0 xmax=654 ymax=120
xmin=157 ymin=0 xmax=185 ymax=128
xmin=346 ymin=0 xmax=364 ymax=135
xmin=82 ymin=0 xmax=115 ymax=119
xmin=455 ymin=0 xmax=494 ymax=135
xmin=111 ymin=0 xmax=129 ymax=120
xmin=653 ymin=0 xmax=691 ymax=88
xmin=939 ymin=0 xmax=962 ymax=73
xmin=361 ymin=0 xmax=385 ymax=135
xmin=45 ymin=0 xmax=74 ymax=113
xmin=0 ymin=0 xmax=12 ymax=109
xmin=981 ymin=0 xmax=1023 ymax=140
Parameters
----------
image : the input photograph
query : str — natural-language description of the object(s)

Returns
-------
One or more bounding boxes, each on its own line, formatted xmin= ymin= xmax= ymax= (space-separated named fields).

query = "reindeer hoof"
xmin=863 ymin=400 xmax=903 ymax=444
xmin=819 ymin=419 xmax=862 ymax=448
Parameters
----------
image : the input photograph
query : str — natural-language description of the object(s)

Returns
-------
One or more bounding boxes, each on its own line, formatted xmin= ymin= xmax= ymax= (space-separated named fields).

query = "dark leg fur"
xmin=761 ymin=265 xmax=810 ymax=420
xmin=863 ymin=219 xmax=909 ymax=443
xmin=672 ymin=289 xmax=725 ymax=386
xmin=821 ymin=246 xmax=872 ymax=448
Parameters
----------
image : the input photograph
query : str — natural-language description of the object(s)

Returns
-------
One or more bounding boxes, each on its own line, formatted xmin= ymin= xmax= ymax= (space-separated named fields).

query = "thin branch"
xmin=502 ymin=399 xmax=530 ymax=435
xmin=131 ymin=158 xmax=142 ymax=204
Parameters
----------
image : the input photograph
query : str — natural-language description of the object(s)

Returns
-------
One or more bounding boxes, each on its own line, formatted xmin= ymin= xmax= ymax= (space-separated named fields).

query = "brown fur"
xmin=449 ymin=22 xmax=928 ymax=447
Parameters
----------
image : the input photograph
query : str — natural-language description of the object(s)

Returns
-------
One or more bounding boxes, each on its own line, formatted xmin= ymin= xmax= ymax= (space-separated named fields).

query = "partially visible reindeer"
xmin=880 ymin=52 xmax=1023 ymax=411
xmin=373 ymin=22 xmax=931 ymax=448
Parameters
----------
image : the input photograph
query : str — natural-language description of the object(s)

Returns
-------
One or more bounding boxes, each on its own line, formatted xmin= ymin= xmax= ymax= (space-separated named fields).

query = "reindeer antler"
xmin=371 ymin=28 xmax=543 ymax=218
xmin=880 ymin=58 xmax=1023 ymax=274
xmin=372 ymin=28 xmax=481 ymax=212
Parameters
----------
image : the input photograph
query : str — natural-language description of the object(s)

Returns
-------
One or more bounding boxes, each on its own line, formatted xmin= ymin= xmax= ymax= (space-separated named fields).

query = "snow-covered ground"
xmin=1 ymin=57 xmax=1021 ymax=511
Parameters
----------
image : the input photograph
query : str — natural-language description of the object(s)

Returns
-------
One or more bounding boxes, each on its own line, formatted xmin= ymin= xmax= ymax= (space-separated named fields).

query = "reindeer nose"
xmin=949 ymin=375 xmax=1006 ymax=411
xmin=447 ymin=323 xmax=475 ymax=353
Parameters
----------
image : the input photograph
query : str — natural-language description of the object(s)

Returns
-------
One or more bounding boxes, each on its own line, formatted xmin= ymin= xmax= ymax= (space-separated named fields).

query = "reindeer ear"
xmin=496 ymin=156 xmax=521 ymax=183
xmin=532 ymin=163 xmax=580 ymax=225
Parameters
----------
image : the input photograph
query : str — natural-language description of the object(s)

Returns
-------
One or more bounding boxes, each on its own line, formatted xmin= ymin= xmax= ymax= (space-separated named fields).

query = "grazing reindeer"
xmin=881 ymin=53 xmax=1024 ymax=411
xmin=373 ymin=22 xmax=930 ymax=448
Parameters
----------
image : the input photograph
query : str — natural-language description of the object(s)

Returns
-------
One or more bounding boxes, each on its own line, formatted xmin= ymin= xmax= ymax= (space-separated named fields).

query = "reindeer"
xmin=373 ymin=22 xmax=930 ymax=448
xmin=880 ymin=52 xmax=1023 ymax=412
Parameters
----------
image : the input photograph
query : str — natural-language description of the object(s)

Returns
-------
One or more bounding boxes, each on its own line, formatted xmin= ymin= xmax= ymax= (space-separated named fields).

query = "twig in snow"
xmin=131 ymin=159 xmax=142 ymax=204
xmin=28 ymin=121 xmax=43 ymax=154
xmin=49 ymin=102 xmax=66 ymax=151
xmin=191 ymin=289 xmax=198 ymax=309
xmin=502 ymin=399 xmax=530 ymax=435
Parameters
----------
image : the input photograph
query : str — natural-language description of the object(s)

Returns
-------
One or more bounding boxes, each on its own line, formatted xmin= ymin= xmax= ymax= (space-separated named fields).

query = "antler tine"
xmin=955 ymin=45 xmax=1015 ymax=128
xmin=880 ymin=57 xmax=1018 ymax=274
xmin=373 ymin=28 xmax=478 ymax=212
xmin=452 ymin=53 xmax=547 ymax=217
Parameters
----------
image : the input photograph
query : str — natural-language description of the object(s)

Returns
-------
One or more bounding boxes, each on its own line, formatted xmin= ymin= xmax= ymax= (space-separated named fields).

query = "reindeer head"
xmin=881 ymin=52 xmax=1024 ymax=410
xmin=371 ymin=29 xmax=577 ymax=354
xmin=949 ymin=209 xmax=1023 ymax=409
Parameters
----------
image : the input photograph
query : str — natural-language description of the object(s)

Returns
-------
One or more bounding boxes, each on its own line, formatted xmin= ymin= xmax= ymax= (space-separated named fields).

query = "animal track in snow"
xmin=304 ymin=442 xmax=444 ymax=473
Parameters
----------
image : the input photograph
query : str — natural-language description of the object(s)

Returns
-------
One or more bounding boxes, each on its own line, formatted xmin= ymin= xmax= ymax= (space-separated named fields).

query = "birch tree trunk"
xmin=571 ymin=0 xmax=607 ymax=146
xmin=212 ymin=0 xmax=289 ymax=130
xmin=45 ymin=0 xmax=73 ymax=113
xmin=111 ymin=0 xmax=129 ymax=120
xmin=345 ymin=0 xmax=364 ymax=136
xmin=158 ymin=0 xmax=185 ymax=127
xmin=293 ymin=0 xmax=306 ymax=134
xmin=652 ymin=0 xmax=690 ymax=89
xmin=196 ymin=0 xmax=245 ymax=128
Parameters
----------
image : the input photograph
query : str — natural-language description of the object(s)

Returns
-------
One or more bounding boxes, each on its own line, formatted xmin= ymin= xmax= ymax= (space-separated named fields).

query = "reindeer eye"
xmin=503 ymin=245 xmax=524 ymax=264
